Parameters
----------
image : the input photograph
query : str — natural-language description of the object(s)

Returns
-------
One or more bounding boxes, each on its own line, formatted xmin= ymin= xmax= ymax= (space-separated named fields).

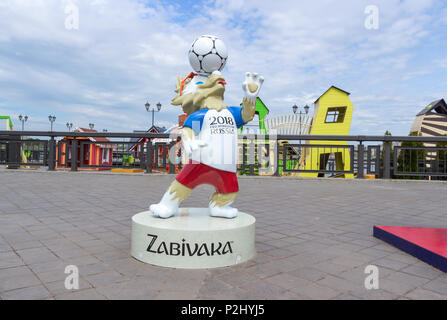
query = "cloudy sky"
xmin=0 ymin=0 xmax=446 ymax=135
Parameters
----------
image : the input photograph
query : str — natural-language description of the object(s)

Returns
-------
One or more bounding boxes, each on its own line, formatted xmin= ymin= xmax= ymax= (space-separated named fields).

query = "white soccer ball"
xmin=188 ymin=35 xmax=228 ymax=75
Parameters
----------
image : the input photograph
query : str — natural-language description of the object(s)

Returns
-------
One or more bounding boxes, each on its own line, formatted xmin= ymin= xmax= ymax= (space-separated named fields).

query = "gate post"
xmin=248 ymin=138 xmax=255 ymax=176
xmin=139 ymin=143 xmax=145 ymax=169
xmin=168 ymin=141 xmax=176 ymax=174
xmin=6 ymin=135 xmax=20 ymax=169
xmin=274 ymin=140 xmax=280 ymax=177
xmin=357 ymin=142 xmax=364 ymax=179
xmin=383 ymin=142 xmax=391 ymax=179
xmin=145 ymin=140 xmax=153 ymax=173
xmin=71 ymin=138 xmax=78 ymax=172
xmin=48 ymin=136 xmax=56 ymax=171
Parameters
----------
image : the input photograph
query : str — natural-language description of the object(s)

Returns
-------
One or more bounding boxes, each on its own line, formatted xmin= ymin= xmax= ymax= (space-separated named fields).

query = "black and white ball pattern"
xmin=188 ymin=35 xmax=228 ymax=74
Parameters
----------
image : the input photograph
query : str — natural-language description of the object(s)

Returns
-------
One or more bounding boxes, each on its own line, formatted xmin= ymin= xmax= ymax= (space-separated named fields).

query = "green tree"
xmin=380 ymin=130 xmax=394 ymax=177
xmin=396 ymin=132 xmax=427 ymax=179
xmin=435 ymin=135 xmax=447 ymax=178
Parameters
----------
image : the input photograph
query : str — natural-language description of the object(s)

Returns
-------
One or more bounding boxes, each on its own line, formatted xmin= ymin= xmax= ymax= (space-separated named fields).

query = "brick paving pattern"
xmin=1 ymin=170 xmax=447 ymax=300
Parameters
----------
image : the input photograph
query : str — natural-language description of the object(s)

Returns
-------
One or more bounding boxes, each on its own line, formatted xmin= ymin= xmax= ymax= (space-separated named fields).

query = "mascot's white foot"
xmin=149 ymin=191 xmax=179 ymax=219
xmin=209 ymin=201 xmax=238 ymax=219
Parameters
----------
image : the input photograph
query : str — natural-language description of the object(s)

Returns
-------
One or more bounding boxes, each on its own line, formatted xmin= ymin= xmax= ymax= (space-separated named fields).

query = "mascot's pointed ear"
xmin=175 ymin=75 xmax=182 ymax=93
xmin=178 ymin=72 xmax=197 ymax=96
xmin=171 ymin=72 xmax=198 ymax=116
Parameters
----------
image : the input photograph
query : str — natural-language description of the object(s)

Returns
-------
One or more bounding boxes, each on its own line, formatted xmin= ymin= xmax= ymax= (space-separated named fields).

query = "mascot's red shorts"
xmin=176 ymin=161 xmax=239 ymax=194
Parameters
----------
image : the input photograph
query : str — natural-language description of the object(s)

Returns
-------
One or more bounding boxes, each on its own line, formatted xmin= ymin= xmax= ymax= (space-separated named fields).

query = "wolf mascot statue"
xmin=149 ymin=70 xmax=264 ymax=219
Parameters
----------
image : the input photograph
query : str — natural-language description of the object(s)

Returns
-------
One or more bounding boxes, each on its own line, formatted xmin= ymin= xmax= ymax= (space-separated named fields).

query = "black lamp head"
xmin=292 ymin=105 xmax=298 ymax=114
xmin=304 ymin=105 xmax=310 ymax=114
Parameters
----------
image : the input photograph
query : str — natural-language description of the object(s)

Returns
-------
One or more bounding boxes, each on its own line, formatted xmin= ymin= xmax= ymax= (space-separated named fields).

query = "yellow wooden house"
xmin=299 ymin=86 xmax=354 ymax=178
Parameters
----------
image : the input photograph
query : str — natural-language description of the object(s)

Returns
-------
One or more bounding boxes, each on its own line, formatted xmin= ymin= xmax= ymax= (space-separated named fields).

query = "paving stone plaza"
xmin=1 ymin=170 xmax=447 ymax=300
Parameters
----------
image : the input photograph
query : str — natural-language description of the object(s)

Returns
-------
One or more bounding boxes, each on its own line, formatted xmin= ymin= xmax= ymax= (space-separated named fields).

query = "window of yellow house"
xmin=325 ymin=107 xmax=347 ymax=123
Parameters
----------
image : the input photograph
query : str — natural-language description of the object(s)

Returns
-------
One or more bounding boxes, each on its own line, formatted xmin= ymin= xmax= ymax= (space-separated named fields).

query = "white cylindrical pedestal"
xmin=131 ymin=208 xmax=255 ymax=269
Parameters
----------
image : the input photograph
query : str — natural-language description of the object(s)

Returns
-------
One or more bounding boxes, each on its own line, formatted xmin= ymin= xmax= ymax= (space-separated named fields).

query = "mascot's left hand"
xmin=242 ymin=72 xmax=264 ymax=105
xmin=183 ymin=139 xmax=208 ymax=156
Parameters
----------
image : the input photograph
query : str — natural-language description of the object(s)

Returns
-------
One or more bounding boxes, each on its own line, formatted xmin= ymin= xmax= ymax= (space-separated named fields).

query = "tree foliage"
xmin=396 ymin=132 xmax=426 ymax=179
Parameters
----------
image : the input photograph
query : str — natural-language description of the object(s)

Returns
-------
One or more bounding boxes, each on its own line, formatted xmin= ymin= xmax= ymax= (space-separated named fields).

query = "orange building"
xmin=56 ymin=128 xmax=113 ymax=170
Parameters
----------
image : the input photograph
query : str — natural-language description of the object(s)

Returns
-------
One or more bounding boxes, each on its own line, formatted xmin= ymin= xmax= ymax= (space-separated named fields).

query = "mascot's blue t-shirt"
xmin=183 ymin=107 xmax=245 ymax=173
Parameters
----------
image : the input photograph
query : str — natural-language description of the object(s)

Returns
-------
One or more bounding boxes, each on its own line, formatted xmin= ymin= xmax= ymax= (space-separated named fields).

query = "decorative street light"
xmin=145 ymin=101 xmax=162 ymax=127
xmin=103 ymin=129 xmax=108 ymax=133
xmin=292 ymin=105 xmax=310 ymax=161
xmin=18 ymin=115 xmax=28 ymax=131
xmin=48 ymin=115 xmax=56 ymax=132
xmin=66 ymin=122 xmax=73 ymax=132
xmin=89 ymin=123 xmax=95 ymax=130
xmin=292 ymin=104 xmax=310 ymax=135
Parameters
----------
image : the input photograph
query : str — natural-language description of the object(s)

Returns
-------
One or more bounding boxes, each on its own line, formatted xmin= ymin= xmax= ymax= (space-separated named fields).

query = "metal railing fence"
xmin=2 ymin=130 xmax=447 ymax=179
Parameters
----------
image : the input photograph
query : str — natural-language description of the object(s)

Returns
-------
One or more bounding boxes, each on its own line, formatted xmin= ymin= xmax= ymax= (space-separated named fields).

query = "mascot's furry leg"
xmin=209 ymin=192 xmax=238 ymax=218
xmin=150 ymin=180 xmax=191 ymax=219
xmin=150 ymin=181 xmax=239 ymax=219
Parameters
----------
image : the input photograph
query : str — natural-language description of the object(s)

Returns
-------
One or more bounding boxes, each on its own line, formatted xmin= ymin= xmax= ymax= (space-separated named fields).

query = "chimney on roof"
xmin=178 ymin=113 xmax=187 ymax=127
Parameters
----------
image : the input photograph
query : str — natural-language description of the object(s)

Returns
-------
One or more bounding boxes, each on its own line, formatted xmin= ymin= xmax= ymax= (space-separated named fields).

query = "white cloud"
xmin=436 ymin=59 xmax=447 ymax=68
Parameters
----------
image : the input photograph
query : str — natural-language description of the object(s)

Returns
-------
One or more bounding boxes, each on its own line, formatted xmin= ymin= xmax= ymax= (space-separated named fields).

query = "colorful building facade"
xmin=56 ymin=128 xmax=113 ymax=170
xmin=299 ymin=86 xmax=354 ymax=178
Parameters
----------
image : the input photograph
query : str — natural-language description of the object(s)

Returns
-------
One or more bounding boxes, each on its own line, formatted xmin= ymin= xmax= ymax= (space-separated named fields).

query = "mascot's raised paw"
xmin=242 ymin=72 xmax=264 ymax=105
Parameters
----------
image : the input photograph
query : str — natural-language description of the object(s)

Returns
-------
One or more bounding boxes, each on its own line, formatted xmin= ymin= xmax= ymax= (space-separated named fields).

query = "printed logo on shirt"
xmin=208 ymin=115 xmax=235 ymax=135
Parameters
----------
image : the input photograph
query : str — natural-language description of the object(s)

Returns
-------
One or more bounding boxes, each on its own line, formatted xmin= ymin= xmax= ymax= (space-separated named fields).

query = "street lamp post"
xmin=48 ymin=115 xmax=56 ymax=132
xmin=292 ymin=104 xmax=310 ymax=135
xmin=18 ymin=115 xmax=28 ymax=131
xmin=145 ymin=101 xmax=162 ymax=127
xmin=66 ymin=122 xmax=73 ymax=132
xmin=292 ymin=105 xmax=310 ymax=163
xmin=89 ymin=123 xmax=94 ymax=130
